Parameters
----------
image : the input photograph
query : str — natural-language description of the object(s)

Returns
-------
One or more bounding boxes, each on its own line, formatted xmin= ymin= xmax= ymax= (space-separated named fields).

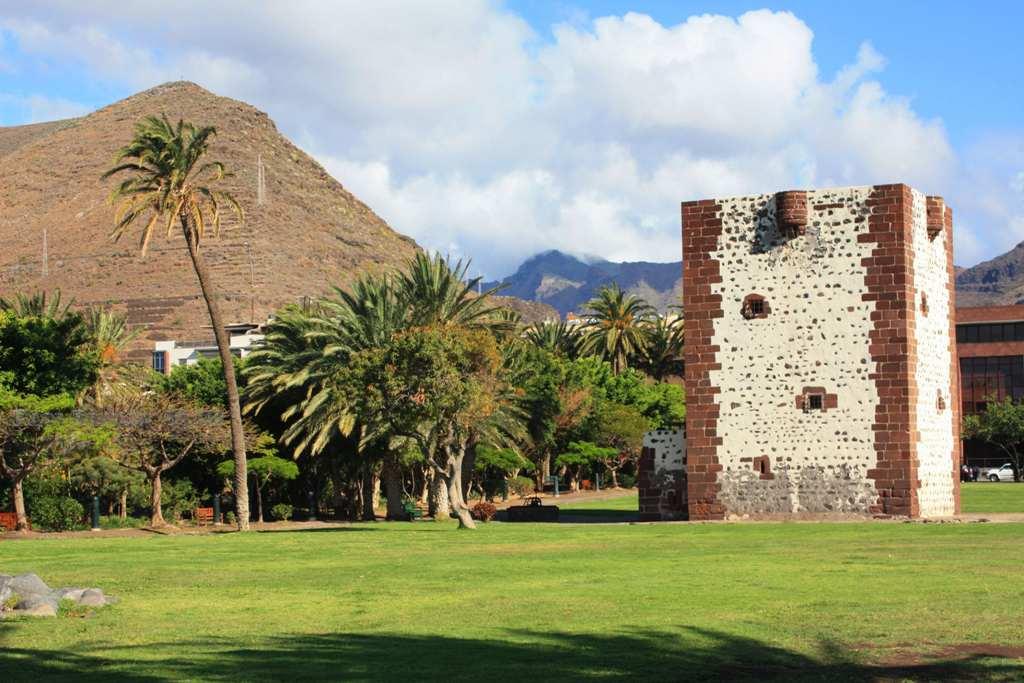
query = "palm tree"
xmin=523 ymin=319 xmax=583 ymax=359
xmin=81 ymin=307 xmax=142 ymax=406
xmin=0 ymin=289 xmax=74 ymax=321
xmin=102 ymin=115 xmax=250 ymax=530
xmin=580 ymin=284 xmax=655 ymax=374
xmin=639 ymin=315 xmax=685 ymax=381
xmin=398 ymin=252 xmax=508 ymax=331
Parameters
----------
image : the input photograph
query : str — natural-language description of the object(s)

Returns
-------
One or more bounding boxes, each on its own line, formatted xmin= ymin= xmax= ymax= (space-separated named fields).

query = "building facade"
xmin=649 ymin=184 xmax=961 ymax=520
xmin=151 ymin=322 xmax=265 ymax=375
xmin=955 ymin=304 xmax=1024 ymax=468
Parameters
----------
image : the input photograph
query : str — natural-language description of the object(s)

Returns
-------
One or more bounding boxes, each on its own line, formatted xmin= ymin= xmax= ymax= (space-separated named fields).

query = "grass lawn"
xmin=962 ymin=482 xmax=1024 ymax=513
xmin=2 ymin=519 xmax=1023 ymax=681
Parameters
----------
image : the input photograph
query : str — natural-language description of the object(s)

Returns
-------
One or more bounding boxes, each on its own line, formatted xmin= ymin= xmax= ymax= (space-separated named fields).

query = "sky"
xmin=1 ymin=1 xmax=1022 ymax=279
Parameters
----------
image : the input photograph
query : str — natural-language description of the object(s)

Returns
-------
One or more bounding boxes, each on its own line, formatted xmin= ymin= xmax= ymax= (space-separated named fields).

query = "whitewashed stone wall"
xmin=910 ymin=190 xmax=957 ymax=516
xmin=709 ymin=187 xmax=882 ymax=514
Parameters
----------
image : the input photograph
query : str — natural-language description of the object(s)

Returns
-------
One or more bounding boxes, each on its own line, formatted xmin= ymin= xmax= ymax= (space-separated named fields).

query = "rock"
xmin=10 ymin=573 xmax=50 ymax=598
xmin=0 ymin=575 xmax=13 ymax=605
xmin=55 ymin=587 xmax=87 ymax=602
xmin=15 ymin=593 xmax=58 ymax=617
xmin=78 ymin=589 xmax=106 ymax=607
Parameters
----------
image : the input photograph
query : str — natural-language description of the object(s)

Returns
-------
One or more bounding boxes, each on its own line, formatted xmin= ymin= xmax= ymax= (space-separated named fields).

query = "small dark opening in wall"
xmin=807 ymin=394 xmax=824 ymax=410
xmin=750 ymin=299 xmax=765 ymax=316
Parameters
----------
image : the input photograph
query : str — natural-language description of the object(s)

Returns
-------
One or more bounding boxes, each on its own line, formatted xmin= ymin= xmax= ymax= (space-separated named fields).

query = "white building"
xmin=152 ymin=322 xmax=265 ymax=374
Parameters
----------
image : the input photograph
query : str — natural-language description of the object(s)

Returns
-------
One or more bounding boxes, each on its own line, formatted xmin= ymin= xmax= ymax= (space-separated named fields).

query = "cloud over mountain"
xmin=2 ymin=2 xmax=1011 ymax=278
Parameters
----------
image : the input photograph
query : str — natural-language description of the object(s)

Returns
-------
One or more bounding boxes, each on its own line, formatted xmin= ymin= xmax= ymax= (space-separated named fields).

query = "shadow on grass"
xmin=255 ymin=525 xmax=377 ymax=534
xmin=1 ymin=626 xmax=1020 ymax=682
xmin=556 ymin=508 xmax=639 ymax=523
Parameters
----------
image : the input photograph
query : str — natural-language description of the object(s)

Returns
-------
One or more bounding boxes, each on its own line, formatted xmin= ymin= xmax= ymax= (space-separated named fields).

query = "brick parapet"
xmin=681 ymin=199 xmax=725 ymax=520
xmin=861 ymin=184 xmax=920 ymax=516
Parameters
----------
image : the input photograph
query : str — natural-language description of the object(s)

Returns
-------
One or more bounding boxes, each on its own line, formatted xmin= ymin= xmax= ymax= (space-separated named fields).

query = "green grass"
xmin=962 ymin=482 xmax=1024 ymax=513
xmin=2 ymin=520 xmax=1023 ymax=681
xmin=556 ymin=490 xmax=639 ymax=521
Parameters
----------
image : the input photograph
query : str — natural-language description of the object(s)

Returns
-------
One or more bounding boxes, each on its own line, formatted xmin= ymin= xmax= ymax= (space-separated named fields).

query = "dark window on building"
xmin=152 ymin=351 xmax=165 ymax=374
xmin=959 ymin=355 xmax=1024 ymax=414
xmin=807 ymin=394 xmax=823 ymax=410
xmin=750 ymin=299 xmax=764 ymax=316
xmin=956 ymin=322 xmax=1024 ymax=344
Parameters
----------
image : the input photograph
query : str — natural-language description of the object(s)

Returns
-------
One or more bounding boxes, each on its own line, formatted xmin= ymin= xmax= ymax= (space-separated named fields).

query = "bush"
xmin=100 ymin=515 xmax=148 ymax=530
xmin=618 ymin=473 xmax=637 ymax=489
xmin=270 ymin=503 xmax=294 ymax=521
xmin=225 ymin=511 xmax=237 ymax=526
xmin=509 ymin=475 xmax=534 ymax=498
xmin=160 ymin=479 xmax=199 ymax=522
xmin=32 ymin=495 xmax=85 ymax=532
xmin=470 ymin=502 xmax=497 ymax=522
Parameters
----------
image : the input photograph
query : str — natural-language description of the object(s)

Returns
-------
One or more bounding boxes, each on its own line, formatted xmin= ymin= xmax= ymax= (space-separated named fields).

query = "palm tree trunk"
xmin=383 ymin=454 xmax=406 ymax=520
xmin=180 ymin=213 xmax=249 ymax=531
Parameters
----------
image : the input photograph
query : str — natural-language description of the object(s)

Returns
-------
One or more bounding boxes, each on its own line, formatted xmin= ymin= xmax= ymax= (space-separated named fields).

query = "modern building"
xmin=151 ymin=322 xmax=265 ymax=375
xmin=955 ymin=304 xmax=1024 ymax=468
xmin=640 ymin=184 xmax=961 ymax=520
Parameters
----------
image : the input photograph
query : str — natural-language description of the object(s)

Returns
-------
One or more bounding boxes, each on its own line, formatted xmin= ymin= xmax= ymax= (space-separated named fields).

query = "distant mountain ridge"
xmin=483 ymin=251 xmax=682 ymax=315
xmin=489 ymin=244 xmax=1020 ymax=318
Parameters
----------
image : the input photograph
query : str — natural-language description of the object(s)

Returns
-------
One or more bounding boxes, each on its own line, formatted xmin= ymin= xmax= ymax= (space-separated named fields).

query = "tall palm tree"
xmin=639 ymin=315 xmax=685 ymax=381
xmin=102 ymin=115 xmax=250 ymax=530
xmin=523 ymin=319 xmax=583 ymax=359
xmin=580 ymin=284 xmax=655 ymax=374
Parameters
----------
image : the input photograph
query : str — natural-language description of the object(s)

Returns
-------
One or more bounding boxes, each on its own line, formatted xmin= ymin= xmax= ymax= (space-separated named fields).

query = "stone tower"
xmin=672 ymin=184 xmax=960 ymax=520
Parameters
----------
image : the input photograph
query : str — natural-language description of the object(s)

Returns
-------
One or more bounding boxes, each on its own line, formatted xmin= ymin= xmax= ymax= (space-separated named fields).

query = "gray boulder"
xmin=78 ymin=589 xmax=106 ymax=607
xmin=15 ymin=593 xmax=58 ymax=617
xmin=0 ymin=575 xmax=12 ymax=604
xmin=10 ymin=573 xmax=50 ymax=598
xmin=55 ymin=587 xmax=87 ymax=602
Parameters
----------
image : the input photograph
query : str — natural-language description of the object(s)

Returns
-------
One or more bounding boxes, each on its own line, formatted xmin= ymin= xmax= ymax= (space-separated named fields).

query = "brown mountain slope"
xmin=955 ymin=241 xmax=1024 ymax=307
xmin=0 ymin=81 xmax=419 ymax=357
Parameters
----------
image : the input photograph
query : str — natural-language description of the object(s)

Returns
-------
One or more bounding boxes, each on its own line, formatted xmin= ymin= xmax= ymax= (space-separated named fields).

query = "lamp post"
xmin=307 ymin=490 xmax=317 ymax=521
xmin=91 ymin=495 xmax=101 ymax=531
xmin=213 ymin=494 xmax=222 ymax=526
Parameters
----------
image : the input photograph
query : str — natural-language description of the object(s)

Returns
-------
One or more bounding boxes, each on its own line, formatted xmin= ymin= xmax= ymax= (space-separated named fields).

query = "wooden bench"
xmin=193 ymin=507 xmax=215 ymax=525
xmin=0 ymin=512 xmax=27 ymax=531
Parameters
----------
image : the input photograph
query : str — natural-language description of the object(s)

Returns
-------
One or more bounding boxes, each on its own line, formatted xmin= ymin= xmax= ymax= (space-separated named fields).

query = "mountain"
xmin=955 ymin=241 xmax=1024 ymax=307
xmin=0 ymin=81 xmax=419 ymax=359
xmin=484 ymin=251 xmax=682 ymax=315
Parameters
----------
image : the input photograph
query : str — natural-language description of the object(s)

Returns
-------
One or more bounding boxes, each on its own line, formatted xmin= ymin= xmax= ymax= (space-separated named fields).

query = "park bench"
xmin=402 ymin=500 xmax=430 ymax=520
xmin=506 ymin=496 xmax=559 ymax=523
xmin=0 ymin=511 xmax=26 ymax=531
xmin=193 ymin=507 xmax=215 ymax=525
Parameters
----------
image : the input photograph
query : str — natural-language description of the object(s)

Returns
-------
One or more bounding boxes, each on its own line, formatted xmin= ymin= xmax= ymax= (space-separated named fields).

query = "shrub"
xmin=100 ymin=515 xmax=148 ymax=530
xmin=470 ymin=502 xmax=497 ymax=522
xmin=270 ymin=503 xmax=294 ymax=521
xmin=160 ymin=479 xmax=199 ymax=522
xmin=618 ymin=473 xmax=637 ymax=489
xmin=509 ymin=475 xmax=534 ymax=498
xmin=225 ymin=511 xmax=237 ymax=526
xmin=32 ymin=495 xmax=85 ymax=532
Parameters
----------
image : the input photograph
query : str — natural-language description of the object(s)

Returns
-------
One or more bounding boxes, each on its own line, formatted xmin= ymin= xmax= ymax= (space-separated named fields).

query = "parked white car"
xmin=981 ymin=464 xmax=1016 ymax=482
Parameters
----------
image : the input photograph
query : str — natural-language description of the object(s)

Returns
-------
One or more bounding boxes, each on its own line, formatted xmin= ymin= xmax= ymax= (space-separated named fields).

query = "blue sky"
xmin=1 ymin=2 xmax=1022 ymax=276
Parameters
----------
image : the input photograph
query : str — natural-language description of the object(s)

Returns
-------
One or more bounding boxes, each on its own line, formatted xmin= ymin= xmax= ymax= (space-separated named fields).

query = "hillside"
xmin=955 ymin=241 xmax=1024 ymax=306
xmin=0 ymin=81 xmax=419 ymax=358
xmin=483 ymin=251 xmax=682 ymax=315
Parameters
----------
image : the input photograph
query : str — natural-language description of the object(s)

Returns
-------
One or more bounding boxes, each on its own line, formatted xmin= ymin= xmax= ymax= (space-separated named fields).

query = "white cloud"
xmin=0 ymin=2 xmax=998 ymax=278
xmin=0 ymin=92 xmax=91 ymax=123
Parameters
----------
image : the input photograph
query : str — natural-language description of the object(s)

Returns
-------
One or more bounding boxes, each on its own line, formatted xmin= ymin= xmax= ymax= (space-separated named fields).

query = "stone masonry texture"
xmin=679 ymin=184 xmax=960 ymax=520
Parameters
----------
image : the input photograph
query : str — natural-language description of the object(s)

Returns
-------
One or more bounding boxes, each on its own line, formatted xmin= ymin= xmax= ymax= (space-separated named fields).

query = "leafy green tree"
xmin=96 ymin=393 xmax=229 ymax=526
xmin=471 ymin=444 xmax=533 ymax=501
xmin=103 ymin=115 xmax=250 ymax=530
xmin=594 ymin=403 xmax=650 ymax=486
xmin=580 ymin=284 xmax=655 ymax=374
xmin=963 ymin=399 xmax=1024 ymax=481
xmin=397 ymin=252 xmax=507 ymax=331
xmin=0 ymin=308 xmax=98 ymax=397
xmin=217 ymin=433 xmax=298 ymax=523
xmin=69 ymin=454 xmax=144 ymax=519
xmin=555 ymin=441 xmax=617 ymax=491
xmin=163 ymin=357 xmax=238 ymax=407
xmin=0 ymin=392 xmax=100 ymax=531
xmin=0 ymin=289 xmax=74 ymax=320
